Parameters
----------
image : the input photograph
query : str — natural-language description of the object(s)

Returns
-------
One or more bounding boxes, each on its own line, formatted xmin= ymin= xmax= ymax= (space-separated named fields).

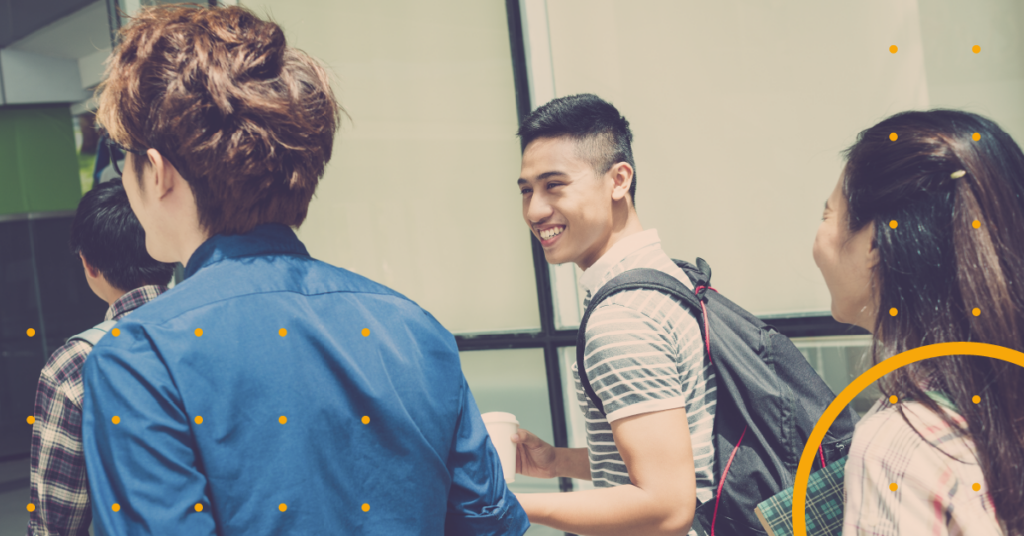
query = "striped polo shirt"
xmin=573 ymin=229 xmax=717 ymax=520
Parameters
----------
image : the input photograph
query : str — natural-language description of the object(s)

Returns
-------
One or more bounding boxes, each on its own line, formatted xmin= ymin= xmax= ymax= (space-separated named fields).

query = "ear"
xmin=609 ymin=162 xmax=634 ymax=203
xmin=146 ymin=148 xmax=182 ymax=199
xmin=80 ymin=253 xmax=100 ymax=279
xmin=865 ymin=221 xmax=881 ymax=269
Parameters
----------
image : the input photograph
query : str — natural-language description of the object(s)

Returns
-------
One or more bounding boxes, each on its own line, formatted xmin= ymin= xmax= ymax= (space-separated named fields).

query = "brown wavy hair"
xmin=96 ymin=3 xmax=341 ymax=235
xmin=843 ymin=109 xmax=1024 ymax=534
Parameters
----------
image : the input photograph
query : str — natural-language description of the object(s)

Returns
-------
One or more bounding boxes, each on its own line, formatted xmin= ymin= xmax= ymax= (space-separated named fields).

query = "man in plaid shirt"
xmin=27 ymin=179 xmax=174 ymax=536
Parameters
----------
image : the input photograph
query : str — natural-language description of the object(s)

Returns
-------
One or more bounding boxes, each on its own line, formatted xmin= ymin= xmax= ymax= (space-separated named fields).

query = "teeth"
xmin=540 ymin=226 xmax=565 ymax=240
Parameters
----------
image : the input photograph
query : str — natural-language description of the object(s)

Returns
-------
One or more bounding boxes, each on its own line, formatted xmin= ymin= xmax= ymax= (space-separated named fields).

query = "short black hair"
xmin=517 ymin=93 xmax=637 ymax=205
xmin=69 ymin=179 xmax=174 ymax=291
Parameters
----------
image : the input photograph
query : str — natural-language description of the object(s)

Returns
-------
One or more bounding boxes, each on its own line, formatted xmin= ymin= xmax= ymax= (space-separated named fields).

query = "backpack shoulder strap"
xmin=576 ymin=268 xmax=703 ymax=416
xmin=67 ymin=319 xmax=118 ymax=348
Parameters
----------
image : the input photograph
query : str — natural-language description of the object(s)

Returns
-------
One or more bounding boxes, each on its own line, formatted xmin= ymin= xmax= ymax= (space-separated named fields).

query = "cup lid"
xmin=481 ymin=411 xmax=518 ymax=425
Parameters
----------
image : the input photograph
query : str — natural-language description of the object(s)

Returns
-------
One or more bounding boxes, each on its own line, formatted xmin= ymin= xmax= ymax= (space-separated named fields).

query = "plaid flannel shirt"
xmin=27 ymin=285 xmax=167 ymax=536
xmin=842 ymin=396 xmax=1006 ymax=536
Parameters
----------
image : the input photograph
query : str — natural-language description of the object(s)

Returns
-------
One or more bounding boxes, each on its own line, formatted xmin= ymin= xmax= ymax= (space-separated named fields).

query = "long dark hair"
xmin=842 ymin=109 xmax=1024 ymax=533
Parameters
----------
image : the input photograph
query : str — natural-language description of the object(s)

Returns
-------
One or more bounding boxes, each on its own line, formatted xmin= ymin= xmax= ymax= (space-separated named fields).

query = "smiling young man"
xmin=511 ymin=94 xmax=717 ymax=536
xmin=80 ymin=5 xmax=527 ymax=535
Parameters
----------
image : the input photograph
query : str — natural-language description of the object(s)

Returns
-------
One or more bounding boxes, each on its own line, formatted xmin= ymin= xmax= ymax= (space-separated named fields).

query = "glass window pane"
xmin=792 ymin=335 xmax=881 ymax=416
xmin=243 ymin=0 xmax=540 ymax=335
xmin=460 ymin=348 xmax=559 ymax=497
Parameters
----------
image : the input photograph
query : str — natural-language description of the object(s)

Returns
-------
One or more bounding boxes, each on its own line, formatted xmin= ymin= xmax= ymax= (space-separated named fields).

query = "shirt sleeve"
xmin=582 ymin=302 xmax=692 ymax=423
xmin=443 ymin=377 xmax=530 ymax=536
xmin=28 ymin=344 xmax=92 ymax=536
xmin=81 ymin=324 xmax=215 ymax=536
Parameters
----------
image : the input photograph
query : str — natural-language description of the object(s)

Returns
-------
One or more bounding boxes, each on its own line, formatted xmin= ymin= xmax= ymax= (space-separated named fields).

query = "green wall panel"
xmin=0 ymin=105 xmax=81 ymax=215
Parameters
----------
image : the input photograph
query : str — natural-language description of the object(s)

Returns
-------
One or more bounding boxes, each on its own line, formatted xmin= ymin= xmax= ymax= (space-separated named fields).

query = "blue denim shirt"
xmin=82 ymin=223 xmax=529 ymax=535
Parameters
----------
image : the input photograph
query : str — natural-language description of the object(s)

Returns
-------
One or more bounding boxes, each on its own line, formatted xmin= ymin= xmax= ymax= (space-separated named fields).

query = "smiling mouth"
xmin=539 ymin=226 xmax=565 ymax=240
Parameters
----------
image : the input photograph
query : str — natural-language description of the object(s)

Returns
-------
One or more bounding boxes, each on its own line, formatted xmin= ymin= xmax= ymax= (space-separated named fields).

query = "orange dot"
xmin=279 ymin=416 xmax=287 ymax=424
xmin=195 ymin=416 xmax=204 ymax=425
xmin=279 ymin=503 xmax=288 ymax=512
xmin=972 ymin=45 xmax=981 ymax=54
xmin=889 ymin=307 xmax=898 ymax=317
xmin=112 ymin=328 xmax=120 ymax=337
xmin=112 ymin=503 xmax=121 ymax=512
xmin=889 ymin=483 xmax=898 ymax=492
xmin=361 ymin=416 xmax=370 ymax=425
xmin=112 ymin=416 xmax=121 ymax=424
xmin=972 ymin=220 xmax=981 ymax=229
xmin=973 ymin=395 xmax=981 ymax=404
xmin=26 ymin=416 xmax=35 ymax=425
xmin=279 ymin=328 xmax=287 ymax=337
xmin=27 ymin=503 xmax=35 ymax=512
xmin=26 ymin=328 xmax=35 ymax=337
xmin=889 ymin=132 xmax=898 ymax=141
xmin=195 ymin=328 xmax=203 ymax=337
xmin=889 ymin=45 xmax=898 ymax=54
xmin=361 ymin=503 xmax=370 ymax=512
xmin=972 ymin=483 xmax=981 ymax=492
xmin=972 ymin=133 xmax=981 ymax=141
xmin=972 ymin=308 xmax=981 ymax=317
xmin=889 ymin=220 xmax=898 ymax=229
xmin=195 ymin=503 xmax=204 ymax=512
xmin=889 ymin=395 xmax=898 ymax=404
xmin=361 ymin=328 xmax=370 ymax=337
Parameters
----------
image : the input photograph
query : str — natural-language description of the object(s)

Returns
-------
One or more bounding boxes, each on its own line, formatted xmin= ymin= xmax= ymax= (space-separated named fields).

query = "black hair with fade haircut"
xmin=517 ymin=93 xmax=638 ymax=206
xmin=69 ymin=179 xmax=174 ymax=291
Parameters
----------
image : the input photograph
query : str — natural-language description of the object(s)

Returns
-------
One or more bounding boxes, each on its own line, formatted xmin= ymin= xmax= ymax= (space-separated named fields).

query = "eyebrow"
xmin=517 ymin=171 xmax=567 ymax=186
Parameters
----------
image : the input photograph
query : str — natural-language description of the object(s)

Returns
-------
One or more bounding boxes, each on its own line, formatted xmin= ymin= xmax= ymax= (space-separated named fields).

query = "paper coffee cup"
xmin=481 ymin=411 xmax=519 ymax=483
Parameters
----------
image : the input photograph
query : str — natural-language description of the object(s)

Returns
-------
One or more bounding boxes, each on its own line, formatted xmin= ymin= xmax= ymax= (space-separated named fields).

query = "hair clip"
xmin=950 ymin=170 xmax=967 ymax=179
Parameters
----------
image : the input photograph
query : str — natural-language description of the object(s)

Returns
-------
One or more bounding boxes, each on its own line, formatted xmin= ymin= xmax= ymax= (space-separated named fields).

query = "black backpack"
xmin=576 ymin=258 xmax=859 ymax=536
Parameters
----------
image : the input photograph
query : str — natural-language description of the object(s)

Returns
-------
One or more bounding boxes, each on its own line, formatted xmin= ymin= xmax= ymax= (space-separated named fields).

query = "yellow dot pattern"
xmin=889 ymin=395 xmax=898 ymax=404
xmin=112 ymin=503 xmax=121 ymax=512
xmin=27 ymin=328 xmax=35 ymax=337
xmin=279 ymin=328 xmax=287 ymax=337
xmin=889 ymin=132 xmax=898 ymax=141
xmin=195 ymin=503 xmax=204 ymax=512
xmin=972 ymin=308 xmax=981 ymax=317
xmin=362 ymin=416 xmax=370 ymax=425
xmin=972 ymin=133 xmax=981 ymax=141
xmin=27 ymin=503 xmax=35 ymax=512
xmin=195 ymin=416 xmax=204 ymax=425
xmin=279 ymin=416 xmax=287 ymax=424
xmin=279 ymin=503 xmax=288 ymax=512
xmin=362 ymin=503 xmax=370 ymax=512
xmin=112 ymin=328 xmax=121 ymax=337
xmin=195 ymin=328 xmax=203 ymax=337
xmin=112 ymin=416 xmax=121 ymax=425
xmin=973 ymin=483 xmax=981 ymax=492
xmin=973 ymin=395 xmax=981 ymax=404
xmin=889 ymin=220 xmax=898 ymax=229
xmin=889 ymin=483 xmax=898 ymax=492
xmin=972 ymin=45 xmax=981 ymax=54
xmin=889 ymin=45 xmax=898 ymax=54
xmin=361 ymin=328 xmax=370 ymax=337
xmin=889 ymin=307 xmax=898 ymax=317
xmin=972 ymin=220 xmax=981 ymax=229
xmin=26 ymin=416 xmax=35 ymax=425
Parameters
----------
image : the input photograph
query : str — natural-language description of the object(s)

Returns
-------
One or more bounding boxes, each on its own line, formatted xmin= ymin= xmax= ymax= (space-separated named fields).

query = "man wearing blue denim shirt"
xmin=81 ymin=5 xmax=527 ymax=535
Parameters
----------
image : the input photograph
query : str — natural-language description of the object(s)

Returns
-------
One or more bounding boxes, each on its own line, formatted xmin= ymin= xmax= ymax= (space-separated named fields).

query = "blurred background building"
xmin=2 ymin=0 xmax=1023 ymax=534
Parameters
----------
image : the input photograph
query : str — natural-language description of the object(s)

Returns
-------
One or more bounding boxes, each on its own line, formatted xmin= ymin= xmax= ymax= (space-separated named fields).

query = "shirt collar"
xmin=105 ymin=284 xmax=168 ymax=321
xmin=578 ymin=228 xmax=661 ymax=296
xmin=183 ymin=223 xmax=310 ymax=280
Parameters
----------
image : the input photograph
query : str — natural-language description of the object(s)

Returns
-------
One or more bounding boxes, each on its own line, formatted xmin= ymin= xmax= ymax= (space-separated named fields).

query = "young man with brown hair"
xmin=82 ymin=5 xmax=527 ymax=535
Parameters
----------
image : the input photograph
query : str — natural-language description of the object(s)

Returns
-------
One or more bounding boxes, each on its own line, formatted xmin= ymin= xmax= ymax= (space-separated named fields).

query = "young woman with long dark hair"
xmin=813 ymin=109 xmax=1024 ymax=535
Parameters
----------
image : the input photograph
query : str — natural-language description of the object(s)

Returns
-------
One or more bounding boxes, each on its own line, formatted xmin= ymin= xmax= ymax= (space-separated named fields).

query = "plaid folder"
xmin=754 ymin=455 xmax=848 ymax=536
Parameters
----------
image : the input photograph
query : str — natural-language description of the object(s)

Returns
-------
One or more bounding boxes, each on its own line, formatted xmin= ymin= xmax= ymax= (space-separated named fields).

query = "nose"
xmin=525 ymin=191 xmax=553 ymax=226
